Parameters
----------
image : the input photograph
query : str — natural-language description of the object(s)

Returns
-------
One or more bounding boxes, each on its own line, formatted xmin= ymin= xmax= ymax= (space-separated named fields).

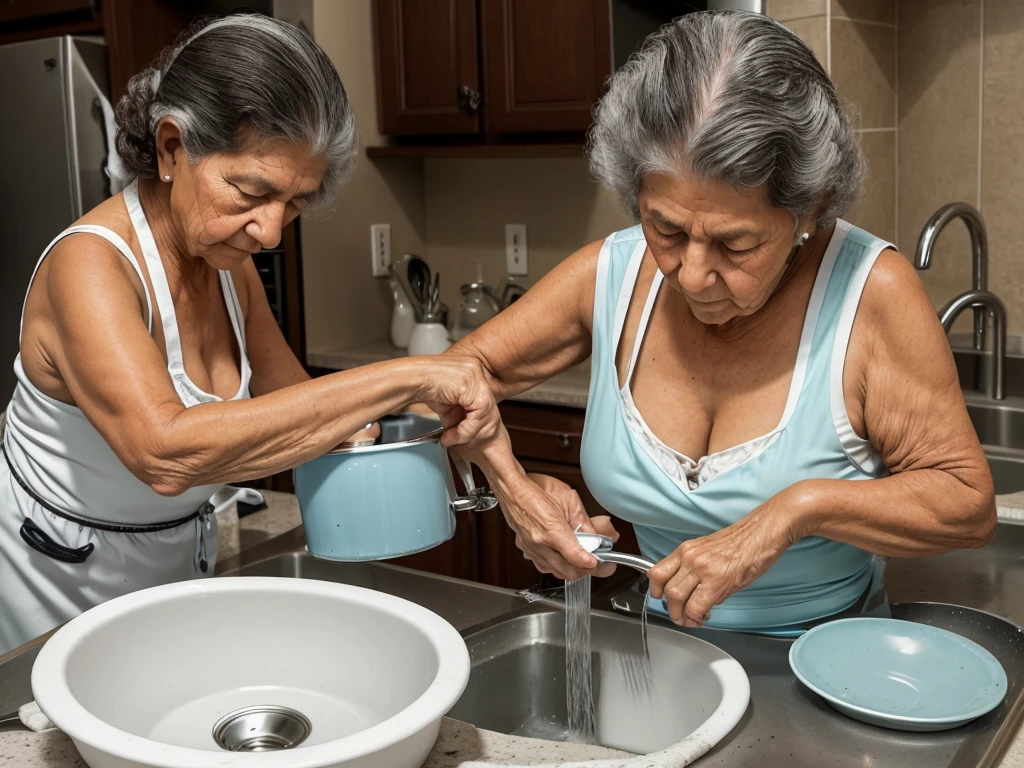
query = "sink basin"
xmin=31 ymin=577 xmax=470 ymax=768
xmin=448 ymin=608 xmax=749 ymax=755
xmin=966 ymin=402 xmax=1024 ymax=494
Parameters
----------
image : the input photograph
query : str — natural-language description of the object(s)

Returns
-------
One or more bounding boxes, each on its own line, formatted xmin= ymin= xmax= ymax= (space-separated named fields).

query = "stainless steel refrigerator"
xmin=0 ymin=36 xmax=111 ymax=405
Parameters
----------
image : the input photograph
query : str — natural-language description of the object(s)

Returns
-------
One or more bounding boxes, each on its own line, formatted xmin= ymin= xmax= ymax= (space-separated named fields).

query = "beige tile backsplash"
xmin=897 ymin=0 xmax=980 ymax=332
xmin=783 ymin=16 xmax=829 ymax=66
xmin=982 ymin=0 xmax=1024 ymax=331
xmin=766 ymin=0 xmax=827 ymax=22
xmin=895 ymin=0 xmax=1024 ymax=335
xmin=832 ymin=0 xmax=896 ymax=24
xmin=831 ymin=19 xmax=897 ymax=129
xmin=846 ymin=131 xmax=897 ymax=242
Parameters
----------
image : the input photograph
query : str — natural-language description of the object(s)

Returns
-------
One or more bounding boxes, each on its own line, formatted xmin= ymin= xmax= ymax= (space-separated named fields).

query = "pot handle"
xmin=451 ymin=455 xmax=499 ymax=513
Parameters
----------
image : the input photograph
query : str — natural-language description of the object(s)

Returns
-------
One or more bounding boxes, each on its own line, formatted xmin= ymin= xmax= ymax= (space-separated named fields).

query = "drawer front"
xmin=506 ymin=425 xmax=581 ymax=464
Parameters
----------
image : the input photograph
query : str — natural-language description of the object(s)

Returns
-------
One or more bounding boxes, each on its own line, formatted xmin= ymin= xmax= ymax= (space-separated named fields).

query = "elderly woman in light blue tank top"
xmin=451 ymin=11 xmax=996 ymax=634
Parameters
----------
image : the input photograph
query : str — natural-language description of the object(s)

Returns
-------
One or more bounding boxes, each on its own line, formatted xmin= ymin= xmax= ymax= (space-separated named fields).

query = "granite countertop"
xmin=307 ymin=338 xmax=591 ymax=410
xmin=8 ymin=491 xmax=1024 ymax=767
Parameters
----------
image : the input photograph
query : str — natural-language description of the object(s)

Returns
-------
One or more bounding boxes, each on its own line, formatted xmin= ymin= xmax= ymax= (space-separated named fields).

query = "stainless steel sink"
xmin=966 ymin=400 xmax=1024 ymax=494
xmin=449 ymin=608 xmax=744 ymax=754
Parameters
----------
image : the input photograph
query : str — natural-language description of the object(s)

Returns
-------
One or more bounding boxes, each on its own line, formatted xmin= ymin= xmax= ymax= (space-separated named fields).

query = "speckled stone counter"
xmin=307 ymin=338 xmax=591 ymax=409
xmin=0 ymin=715 xmax=634 ymax=768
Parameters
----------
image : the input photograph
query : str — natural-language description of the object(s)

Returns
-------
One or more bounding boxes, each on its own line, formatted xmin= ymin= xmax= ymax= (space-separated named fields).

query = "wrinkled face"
xmin=638 ymin=173 xmax=810 ymax=326
xmin=156 ymin=121 xmax=328 ymax=270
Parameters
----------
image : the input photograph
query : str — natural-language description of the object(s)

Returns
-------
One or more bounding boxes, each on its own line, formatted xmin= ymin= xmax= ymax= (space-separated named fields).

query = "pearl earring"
xmin=795 ymin=232 xmax=810 ymax=247
xmin=163 ymin=175 xmax=171 ymax=181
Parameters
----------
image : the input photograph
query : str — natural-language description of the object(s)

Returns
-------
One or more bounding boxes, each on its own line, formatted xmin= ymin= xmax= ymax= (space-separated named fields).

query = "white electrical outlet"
xmin=505 ymin=224 xmax=528 ymax=276
xmin=370 ymin=223 xmax=391 ymax=277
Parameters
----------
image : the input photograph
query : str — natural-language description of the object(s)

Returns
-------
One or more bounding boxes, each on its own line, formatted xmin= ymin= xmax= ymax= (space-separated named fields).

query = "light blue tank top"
xmin=580 ymin=221 xmax=893 ymax=632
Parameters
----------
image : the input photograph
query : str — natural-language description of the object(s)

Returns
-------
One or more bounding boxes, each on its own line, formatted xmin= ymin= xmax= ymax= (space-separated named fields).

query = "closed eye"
xmin=231 ymin=184 xmax=265 ymax=203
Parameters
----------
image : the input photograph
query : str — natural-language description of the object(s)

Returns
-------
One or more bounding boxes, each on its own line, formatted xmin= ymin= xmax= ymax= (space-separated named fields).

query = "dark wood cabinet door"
xmin=373 ymin=0 xmax=481 ymax=136
xmin=480 ymin=0 xmax=611 ymax=133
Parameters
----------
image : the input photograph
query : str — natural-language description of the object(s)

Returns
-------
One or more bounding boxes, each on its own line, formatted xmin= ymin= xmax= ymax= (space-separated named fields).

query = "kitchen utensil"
xmin=31 ymin=577 xmax=470 ymax=768
xmin=453 ymin=263 xmax=501 ymax=341
xmin=497 ymin=276 xmax=528 ymax=309
xmin=407 ymin=256 xmax=432 ymax=308
xmin=789 ymin=617 xmax=1007 ymax=731
xmin=576 ymin=532 xmax=656 ymax=574
xmin=407 ymin=322 xmax=451 ymax=355
xmin=294 ymin=414 xmax=497 ymax=561
xmin=388 ymin=273 xmax=416 ymax=348
xmin=429 ymin=272 xmax=441 ymax=316
xmin=391 ymin=257 xmax=423 ymax=319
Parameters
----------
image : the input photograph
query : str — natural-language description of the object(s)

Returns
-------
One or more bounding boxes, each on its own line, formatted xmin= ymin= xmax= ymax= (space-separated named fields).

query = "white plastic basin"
xmin=31 ymin=577 xmax=470 ymax=768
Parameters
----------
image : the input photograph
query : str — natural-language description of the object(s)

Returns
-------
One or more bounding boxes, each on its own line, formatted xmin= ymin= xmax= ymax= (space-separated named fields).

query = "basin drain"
xmin=213 ymin=705 xmax=312 ymax=752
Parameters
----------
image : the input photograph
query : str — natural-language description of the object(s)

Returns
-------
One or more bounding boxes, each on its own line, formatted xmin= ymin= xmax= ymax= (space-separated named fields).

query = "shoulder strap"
xmin=20 ymin=224 xmax=153 ymax=345
xmin=828 ymin=225 xmax=895 ymax=474
xmin=123 ymin=179 xmax=186 ymax=374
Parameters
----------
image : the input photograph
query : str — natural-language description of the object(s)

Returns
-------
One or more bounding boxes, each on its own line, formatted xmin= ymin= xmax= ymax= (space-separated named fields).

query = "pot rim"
xmin=328 ymin=426 xmax=445 ymax=455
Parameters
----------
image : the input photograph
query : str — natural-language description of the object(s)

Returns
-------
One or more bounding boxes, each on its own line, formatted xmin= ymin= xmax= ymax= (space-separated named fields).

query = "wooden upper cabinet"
xmin=373 ymin=0 xmax=481 ymax=136
xmin=480 ymin=0 xmax=611 ymax=134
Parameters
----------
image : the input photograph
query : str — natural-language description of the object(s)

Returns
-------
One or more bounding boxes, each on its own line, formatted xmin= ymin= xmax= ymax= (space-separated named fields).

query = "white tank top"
xmin=3 ymin=179 xmax=252 ymax=525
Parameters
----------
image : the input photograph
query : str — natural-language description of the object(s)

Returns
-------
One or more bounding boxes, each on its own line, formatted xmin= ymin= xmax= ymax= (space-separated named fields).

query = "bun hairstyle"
xmin=114 ymin=13 xmax=357 ymax=205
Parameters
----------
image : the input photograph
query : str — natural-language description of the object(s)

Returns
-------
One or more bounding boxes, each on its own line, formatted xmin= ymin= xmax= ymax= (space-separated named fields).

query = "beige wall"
xmin=898 ymin=0 xmax=1024 ymax=335
xmin=769 ymin=0 xmax=898 ymax=244
xmin=300 ymin=0 xmax=426 ymax=354
xmin=422 ymin=160 xmax=632 ymax=312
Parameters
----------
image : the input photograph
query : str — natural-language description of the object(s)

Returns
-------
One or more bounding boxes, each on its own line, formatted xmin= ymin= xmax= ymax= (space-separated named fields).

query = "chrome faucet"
xmin=939 ymin=290 xmax=1007 ymax=400
xmin=914 ymin=202 xmax=989 ymax=350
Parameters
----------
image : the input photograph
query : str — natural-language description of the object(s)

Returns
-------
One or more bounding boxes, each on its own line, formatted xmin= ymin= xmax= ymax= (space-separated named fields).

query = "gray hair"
xmin=114 ymin=13 xmax=357 ymax=206
xmin=587 ymin=11 xmax=864 ymax=230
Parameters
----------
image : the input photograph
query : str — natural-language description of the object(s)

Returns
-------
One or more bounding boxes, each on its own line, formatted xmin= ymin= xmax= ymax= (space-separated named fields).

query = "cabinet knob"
xmin=559 ymin=434 xmax=571 ymax=450
xmin=458 ymin=85 xmax=482 ymax=112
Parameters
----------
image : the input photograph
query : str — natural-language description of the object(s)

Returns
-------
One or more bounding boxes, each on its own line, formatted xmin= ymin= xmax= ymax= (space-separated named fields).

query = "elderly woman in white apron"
xmin=0 ymin=15 xmax=607 ymax=657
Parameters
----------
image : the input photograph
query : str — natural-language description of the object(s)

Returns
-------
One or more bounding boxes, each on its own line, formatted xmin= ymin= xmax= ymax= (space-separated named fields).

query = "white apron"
xmin=0 ymin=179 xmax=253 ymax=656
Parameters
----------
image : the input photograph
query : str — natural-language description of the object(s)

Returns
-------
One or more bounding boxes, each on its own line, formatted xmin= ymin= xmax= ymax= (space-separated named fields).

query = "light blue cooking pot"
xmin=294 ymin=413 xmax=498 ymax=561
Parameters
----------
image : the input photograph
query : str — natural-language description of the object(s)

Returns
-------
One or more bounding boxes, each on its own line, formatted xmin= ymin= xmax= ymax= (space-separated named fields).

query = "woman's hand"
xmin=501 ymin=473 xmax=620 ymax=581
xmin=412 ymin=356 xmax=503 ymax=453
xmin=648 ymin=489 xmax=802 ymax=627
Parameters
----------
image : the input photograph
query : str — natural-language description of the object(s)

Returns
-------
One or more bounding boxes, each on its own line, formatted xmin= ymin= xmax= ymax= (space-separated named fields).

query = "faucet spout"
xmin=915 ymin=203 xmax=988 ymax=350
xmin=939 ymin=289 xmax=1006 ymax=400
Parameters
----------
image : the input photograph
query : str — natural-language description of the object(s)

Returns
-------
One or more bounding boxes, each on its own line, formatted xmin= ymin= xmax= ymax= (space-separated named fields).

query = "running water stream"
xmin=565 ymin=575 xmax=595 ymax=742
xmin=564 ymin=577 xmax=653 ymax=744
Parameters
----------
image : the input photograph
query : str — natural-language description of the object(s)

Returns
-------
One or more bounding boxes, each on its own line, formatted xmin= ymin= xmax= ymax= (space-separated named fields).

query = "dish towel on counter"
xmin=16 ymin=702 xmax=54 ymax=732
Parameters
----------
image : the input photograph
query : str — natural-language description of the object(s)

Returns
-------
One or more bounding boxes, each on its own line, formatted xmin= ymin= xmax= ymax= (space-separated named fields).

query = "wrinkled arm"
xmin=447 ymin=240 xmax=601 ymax=400
xmin=42 ymin=239 xmax=498 ymax=496
xmin=787 ymin=249 xmax=995 ymax=554
xmin=443 ymin=241 xmax=607 ymax=578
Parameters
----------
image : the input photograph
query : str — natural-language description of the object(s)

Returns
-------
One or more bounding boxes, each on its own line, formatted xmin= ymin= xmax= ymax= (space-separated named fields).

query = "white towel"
xmin=19 ymin=701 xmax=54 ymax=732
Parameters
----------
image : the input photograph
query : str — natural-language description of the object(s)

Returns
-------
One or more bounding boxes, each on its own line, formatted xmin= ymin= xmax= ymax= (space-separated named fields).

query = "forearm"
xmin=132 ymin=359 xmax=427 ymax=493
xmin=787 ymin=470 xmax=996 ymax=557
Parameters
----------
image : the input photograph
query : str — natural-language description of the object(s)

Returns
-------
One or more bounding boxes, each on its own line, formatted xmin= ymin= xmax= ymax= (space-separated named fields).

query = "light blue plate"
xmin=789 ymin=617 xmax=1007 ymax=731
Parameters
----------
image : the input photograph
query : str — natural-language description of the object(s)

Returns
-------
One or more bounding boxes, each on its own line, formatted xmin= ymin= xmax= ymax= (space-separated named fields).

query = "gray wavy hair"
xmin=587 ymin=11 xmax=864 ymax=231
xmin=115 ymin=13 xmax=357 ymax=206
